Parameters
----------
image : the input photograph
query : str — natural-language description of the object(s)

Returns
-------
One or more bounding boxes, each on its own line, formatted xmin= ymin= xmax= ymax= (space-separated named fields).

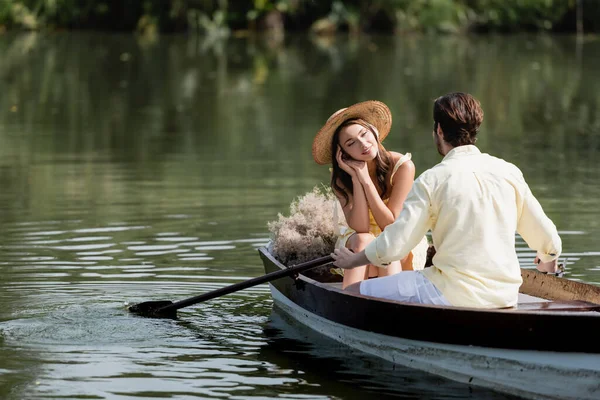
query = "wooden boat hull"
xmin=259 ymin=247 xmax=600 ymax=400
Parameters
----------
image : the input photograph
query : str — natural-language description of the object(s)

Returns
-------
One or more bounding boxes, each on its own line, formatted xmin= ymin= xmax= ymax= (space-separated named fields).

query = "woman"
xmin=312 ymin=100 xmax=428 ymax=289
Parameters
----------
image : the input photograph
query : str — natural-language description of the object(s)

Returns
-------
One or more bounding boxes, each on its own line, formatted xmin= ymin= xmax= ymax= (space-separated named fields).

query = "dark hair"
xmin=330 ymin=119 xmax=392 ymax=207
xmin=433 ymin=92 xmax=484 ymax=147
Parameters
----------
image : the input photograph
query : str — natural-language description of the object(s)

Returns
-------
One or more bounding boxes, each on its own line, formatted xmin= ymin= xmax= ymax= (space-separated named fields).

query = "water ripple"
xmin=0 ymin=223 xmax=585 ymax=400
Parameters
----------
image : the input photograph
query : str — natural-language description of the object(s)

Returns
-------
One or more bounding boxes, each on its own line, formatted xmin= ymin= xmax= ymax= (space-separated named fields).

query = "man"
xmin=332 ymin=92 xmax=561 ymax=308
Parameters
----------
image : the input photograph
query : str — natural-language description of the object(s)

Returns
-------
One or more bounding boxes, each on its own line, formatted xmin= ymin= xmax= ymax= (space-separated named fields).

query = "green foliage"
xmin=467 ymin=0 xmax=571 ymax=31
xmin=395 ymin=0 xmax=472 ymax=33
xmin=0 ymin=0 xmax=593 ymax=33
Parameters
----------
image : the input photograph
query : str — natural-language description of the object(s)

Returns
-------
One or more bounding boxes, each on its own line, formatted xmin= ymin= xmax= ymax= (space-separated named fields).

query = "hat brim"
xmin=312 ymin=100 xmax=392 ymax=165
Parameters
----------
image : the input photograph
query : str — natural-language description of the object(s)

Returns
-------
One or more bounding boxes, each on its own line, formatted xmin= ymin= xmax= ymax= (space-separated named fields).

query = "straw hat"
xmin=312 ymin=100 xmax=392 ymax=165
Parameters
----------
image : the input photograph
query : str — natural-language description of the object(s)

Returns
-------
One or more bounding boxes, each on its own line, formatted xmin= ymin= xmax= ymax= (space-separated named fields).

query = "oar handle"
xmin=156 ymin=255 xmax=334 ymax=314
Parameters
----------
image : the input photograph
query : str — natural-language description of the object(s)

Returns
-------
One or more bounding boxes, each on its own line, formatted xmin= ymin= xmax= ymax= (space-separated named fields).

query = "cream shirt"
xmin=364 ymin=145 xmax=561 ymax=308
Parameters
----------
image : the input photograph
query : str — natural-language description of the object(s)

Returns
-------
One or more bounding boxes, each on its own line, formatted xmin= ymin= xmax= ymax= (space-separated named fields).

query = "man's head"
xmin=433 ymin=92 xmax=484 ymax=155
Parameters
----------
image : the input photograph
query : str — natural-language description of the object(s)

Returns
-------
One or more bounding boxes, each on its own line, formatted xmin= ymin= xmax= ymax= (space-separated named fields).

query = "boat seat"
xmin=516 ymin=293 xmax=548 ymax=303
xmin=322 ymin=282 xmax=600 ymax=311
xmin=514 ymin=300 xmax=600 ymax=312
xmin=515 ymin=292 xmax=600 ymax=311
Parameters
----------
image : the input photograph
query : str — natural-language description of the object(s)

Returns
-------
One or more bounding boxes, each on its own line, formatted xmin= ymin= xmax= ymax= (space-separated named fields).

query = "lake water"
xmin=0 ymin=31 xmax=599 ymax=399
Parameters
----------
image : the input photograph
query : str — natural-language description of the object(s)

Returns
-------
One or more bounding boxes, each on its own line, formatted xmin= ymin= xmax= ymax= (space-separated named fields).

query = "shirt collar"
xmin=442 ymin=145 xmax=481 ymax=161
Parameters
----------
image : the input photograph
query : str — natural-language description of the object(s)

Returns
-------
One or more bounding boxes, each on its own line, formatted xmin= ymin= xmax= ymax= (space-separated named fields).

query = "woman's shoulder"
xmin=388 ymin=151 xmax=414 ymax=168
xmin=388 ymin=151 xmax=415 ymax=184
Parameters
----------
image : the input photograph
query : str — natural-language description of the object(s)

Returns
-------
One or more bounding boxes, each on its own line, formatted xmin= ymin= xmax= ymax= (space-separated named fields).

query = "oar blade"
xmin=128 ymin=300 xmax=177 ymax=319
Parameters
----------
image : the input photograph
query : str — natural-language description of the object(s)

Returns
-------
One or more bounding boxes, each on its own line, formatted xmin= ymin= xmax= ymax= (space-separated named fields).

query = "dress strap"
xmin=390 ymin=153 xmax=412 ymax=183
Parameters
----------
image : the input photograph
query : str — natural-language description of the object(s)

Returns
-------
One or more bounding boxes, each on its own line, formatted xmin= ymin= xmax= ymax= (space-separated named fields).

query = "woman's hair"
xmin=330 ymin=119 xmax=392 ymax=207
xmin=433 ymin=92 xmax=484 ymax=147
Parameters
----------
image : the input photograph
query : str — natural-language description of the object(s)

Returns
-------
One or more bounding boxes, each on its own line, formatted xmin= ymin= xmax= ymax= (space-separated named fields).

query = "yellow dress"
xmin=333 ymin=153 xmax=429 ymax=270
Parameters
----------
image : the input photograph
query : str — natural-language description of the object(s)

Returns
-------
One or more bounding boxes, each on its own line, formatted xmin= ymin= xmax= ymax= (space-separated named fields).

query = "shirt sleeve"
xmin=365 ymin=177 xmax=433 ymax=267
xmin=516 ymin=181 xmax=562 ymax=263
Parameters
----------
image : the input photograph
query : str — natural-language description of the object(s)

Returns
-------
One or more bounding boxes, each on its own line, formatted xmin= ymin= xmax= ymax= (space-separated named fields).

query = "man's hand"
xmin=331 ymin=248 xmax=369 ymax=270
xmin=534 ymin=256 xmax=558 ymax=274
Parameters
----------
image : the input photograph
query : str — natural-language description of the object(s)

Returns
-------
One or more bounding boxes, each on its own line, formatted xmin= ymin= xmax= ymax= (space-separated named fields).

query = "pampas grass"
xmin=268 ymin=186 xmax=338 ymax=266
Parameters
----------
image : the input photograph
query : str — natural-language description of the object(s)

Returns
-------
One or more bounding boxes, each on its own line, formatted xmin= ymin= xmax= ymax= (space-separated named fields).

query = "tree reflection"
xmin=0 ymin=32 xmax=599 ymax=226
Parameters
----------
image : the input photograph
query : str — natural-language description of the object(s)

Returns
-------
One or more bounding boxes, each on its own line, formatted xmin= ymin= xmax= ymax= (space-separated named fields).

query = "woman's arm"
xmin=363 ymin=155 xmax=416 ymax=231
xmin=334 ymin=147 xmax=371 ymax=233
xmin=335 ymin=179 xmax=371 ymax=233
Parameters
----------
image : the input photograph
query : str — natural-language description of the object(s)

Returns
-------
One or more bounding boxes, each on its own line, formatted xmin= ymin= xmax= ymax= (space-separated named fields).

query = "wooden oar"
xmin=128 ymin=255 xmax=334 ymax=318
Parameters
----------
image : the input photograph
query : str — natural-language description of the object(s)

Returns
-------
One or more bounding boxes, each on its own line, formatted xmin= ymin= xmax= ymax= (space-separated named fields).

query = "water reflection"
xmin=1 ymin=33 xmax=600 ymax=237
xmin=0 ymin=31 xmax=599 ymax=399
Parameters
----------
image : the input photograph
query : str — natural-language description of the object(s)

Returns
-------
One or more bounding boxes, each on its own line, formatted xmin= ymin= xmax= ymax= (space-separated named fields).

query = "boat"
xmin=258 ymin=246 xmax=600 ymax=400
xmin=260 ymin=307 xmax=517 ymax=399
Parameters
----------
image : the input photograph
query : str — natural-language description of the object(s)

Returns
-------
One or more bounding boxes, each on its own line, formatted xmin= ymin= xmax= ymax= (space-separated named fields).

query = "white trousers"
xmin=360 ymin=271 xmax=450 ymax=306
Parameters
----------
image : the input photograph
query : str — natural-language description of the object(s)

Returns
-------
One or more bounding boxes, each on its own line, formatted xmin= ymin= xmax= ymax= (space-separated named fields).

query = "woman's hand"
xmin=336 ymin=147 xmax=357 ymax=178
xmin=346 ymin=159 xmax=370 ymax=185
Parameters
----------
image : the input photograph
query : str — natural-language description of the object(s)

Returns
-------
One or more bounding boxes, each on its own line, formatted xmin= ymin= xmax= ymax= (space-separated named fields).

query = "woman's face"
xmin=338 ymin=123 xmax=379 ymax=161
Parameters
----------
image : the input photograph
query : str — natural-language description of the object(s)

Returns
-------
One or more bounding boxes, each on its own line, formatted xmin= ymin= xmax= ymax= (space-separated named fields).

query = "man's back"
xmin=420 ymin=145 xmax=561 ymax=307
